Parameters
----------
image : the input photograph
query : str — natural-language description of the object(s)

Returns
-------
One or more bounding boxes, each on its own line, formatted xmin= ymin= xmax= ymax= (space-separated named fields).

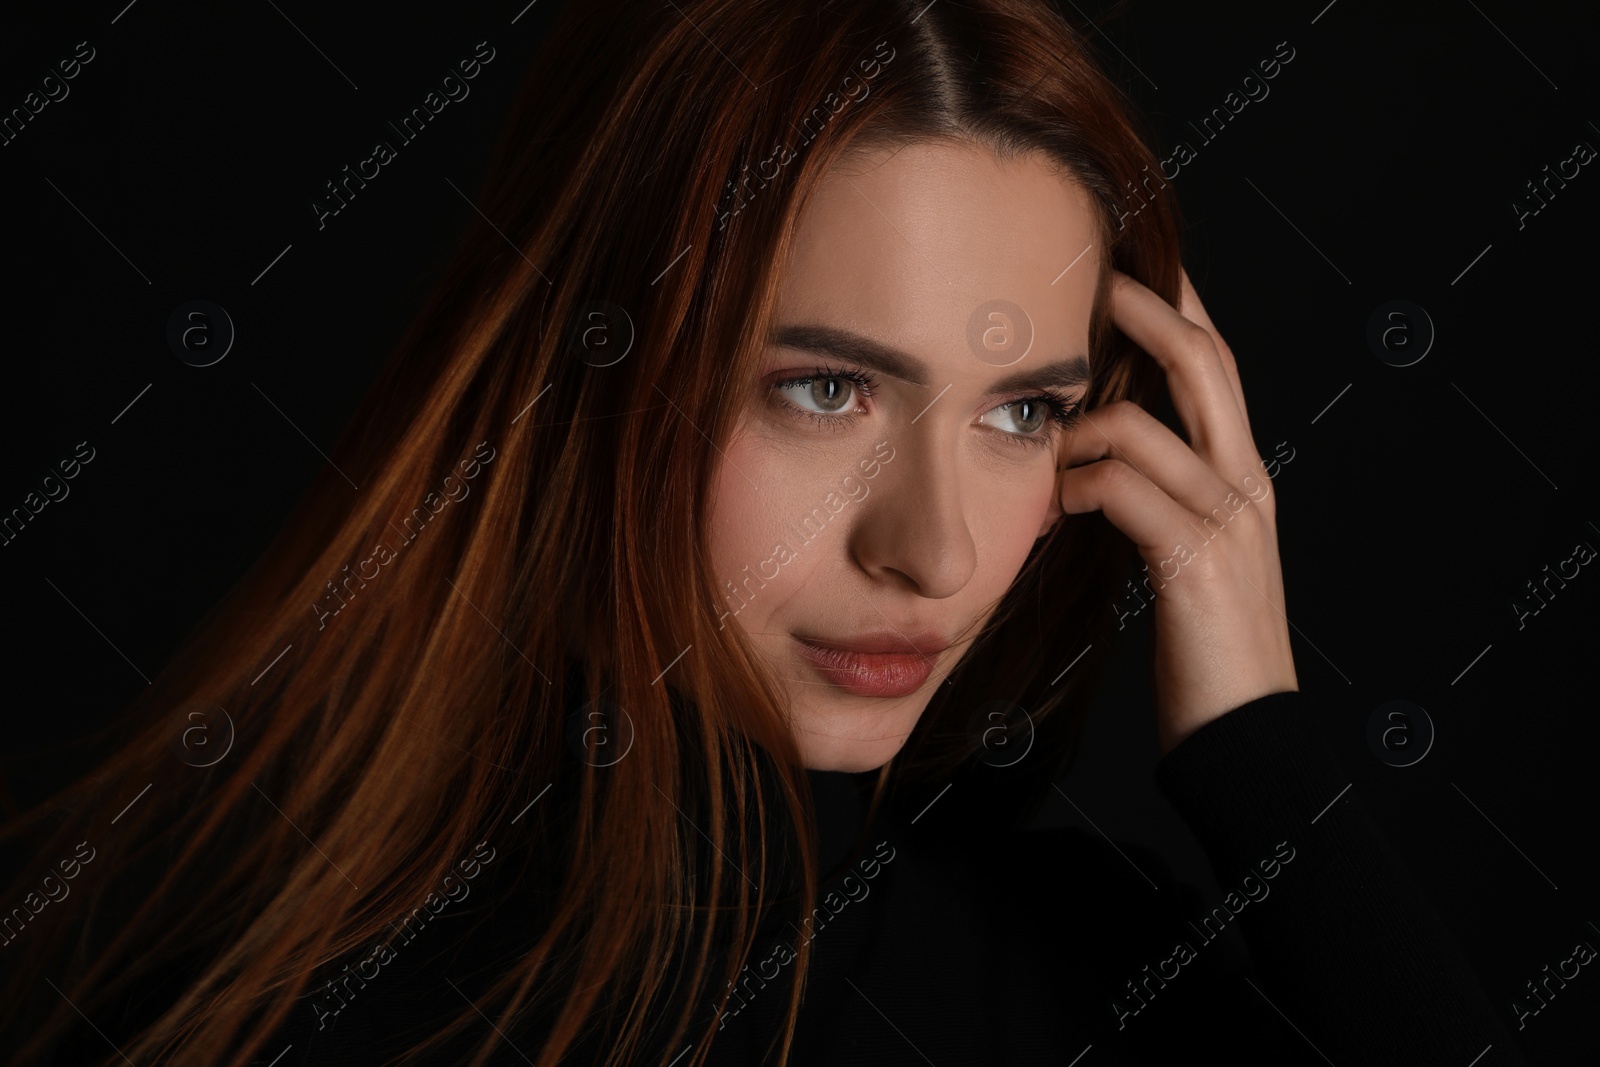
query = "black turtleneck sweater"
xmin=248 ymin=689 xmax=1530 ymax=1065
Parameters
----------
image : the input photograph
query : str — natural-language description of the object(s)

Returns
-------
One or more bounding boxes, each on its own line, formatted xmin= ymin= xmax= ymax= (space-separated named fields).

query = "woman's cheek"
xmin=706 ymin=432 xmax=820 ymax=599
xmin=972 ymin=461 xmax=1056 ymax=567
xmin=706 ymin=440 xmax=770 ymax=585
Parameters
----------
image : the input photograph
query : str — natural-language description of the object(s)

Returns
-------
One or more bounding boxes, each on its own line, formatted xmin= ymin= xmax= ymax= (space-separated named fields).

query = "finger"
xmin=1058 ymin=400 xmax=1239 ymax=517
xmin=1056 ymin=456 xmax=1212 ymax=560
xmin=1110 ymin=271 xmax=1255 ymax=474
xmin=1177 ymin=268 xmax=1249 ymax=427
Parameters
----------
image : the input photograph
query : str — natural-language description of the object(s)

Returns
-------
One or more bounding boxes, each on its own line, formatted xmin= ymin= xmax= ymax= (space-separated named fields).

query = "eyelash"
xmin=770 ymin=362 xmax=1085 ymax=452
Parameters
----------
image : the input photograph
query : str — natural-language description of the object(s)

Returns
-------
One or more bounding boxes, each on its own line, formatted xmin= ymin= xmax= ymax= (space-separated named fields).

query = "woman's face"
xmin=707 ymin=139 xmax=1101 ymax=771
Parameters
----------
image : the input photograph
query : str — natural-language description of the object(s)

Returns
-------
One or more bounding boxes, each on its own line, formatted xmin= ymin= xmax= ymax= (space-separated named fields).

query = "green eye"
xmin=990 ymin=399 xmax=1049 ymax=435
xmin=979 ymin=395 xmax=1084 ymax=452
xmin=778 ymin=375 xmax=858 ymax=414
xmin=769 ymin=363 xmax=878 ymax=429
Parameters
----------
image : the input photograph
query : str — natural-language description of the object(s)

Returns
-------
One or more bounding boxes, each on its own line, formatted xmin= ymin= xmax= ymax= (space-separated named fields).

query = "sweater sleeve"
xmin=1152 ymin=689 xmax=1530 ymax=1066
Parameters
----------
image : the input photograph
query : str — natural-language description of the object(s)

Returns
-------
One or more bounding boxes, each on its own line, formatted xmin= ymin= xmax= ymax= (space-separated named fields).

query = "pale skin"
xmin=707 ymin=139 xmax=1297 ymax=771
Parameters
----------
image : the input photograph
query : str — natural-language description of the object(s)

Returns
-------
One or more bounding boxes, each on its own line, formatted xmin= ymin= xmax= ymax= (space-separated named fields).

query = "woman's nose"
xmin=845 ymin=438 xmax=976 ymax=600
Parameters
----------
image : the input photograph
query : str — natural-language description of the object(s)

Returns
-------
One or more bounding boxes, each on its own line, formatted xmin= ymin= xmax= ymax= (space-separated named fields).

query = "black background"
xmin=2 ymin=0 xmax=1595 ymax=1061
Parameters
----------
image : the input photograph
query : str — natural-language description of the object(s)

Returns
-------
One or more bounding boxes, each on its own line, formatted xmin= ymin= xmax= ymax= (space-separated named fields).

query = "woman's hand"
xmin=1050 ymin=267 xmax=1298 ymax=755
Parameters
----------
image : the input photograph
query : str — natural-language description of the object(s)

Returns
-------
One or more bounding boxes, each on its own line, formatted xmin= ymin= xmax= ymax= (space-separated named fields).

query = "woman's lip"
xmin=792 ymin=637 xmax=937 ymax=698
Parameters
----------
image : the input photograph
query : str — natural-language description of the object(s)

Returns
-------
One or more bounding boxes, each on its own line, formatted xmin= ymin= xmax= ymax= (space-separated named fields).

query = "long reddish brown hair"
xmin=0 ymin=1 xmax=1181 ymax=1064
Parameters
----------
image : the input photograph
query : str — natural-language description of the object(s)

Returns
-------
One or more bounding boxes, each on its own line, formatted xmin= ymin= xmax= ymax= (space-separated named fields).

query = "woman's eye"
xmin=777 ymin=376 xmax=857 ymax=414
xmin=983 ymin=399 xmax=1050 ymax=437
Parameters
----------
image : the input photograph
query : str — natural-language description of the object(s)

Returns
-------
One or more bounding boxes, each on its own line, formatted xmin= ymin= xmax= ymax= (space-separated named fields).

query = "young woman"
xmin=0 ymin=1 xmax=1528 ymax=1064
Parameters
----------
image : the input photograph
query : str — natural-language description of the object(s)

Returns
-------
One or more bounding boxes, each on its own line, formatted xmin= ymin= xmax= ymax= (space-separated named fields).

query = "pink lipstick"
xmin=792 ymin=631 xmax=947 ymax=698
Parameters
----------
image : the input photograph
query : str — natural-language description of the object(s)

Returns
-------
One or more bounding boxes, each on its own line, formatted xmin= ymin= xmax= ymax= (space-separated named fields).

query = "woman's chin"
xmin=794 ymin=720 xmax=917 ymax=772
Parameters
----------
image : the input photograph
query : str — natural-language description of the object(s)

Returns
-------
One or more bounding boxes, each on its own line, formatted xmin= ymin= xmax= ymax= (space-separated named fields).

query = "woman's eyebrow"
xmin=988 ymin=354 xmax=1091 ymax=395
xmin=770 ymin=322 xmax=1090 ymax=393
xmin=770 ymin=323 xmax=928 ymax=383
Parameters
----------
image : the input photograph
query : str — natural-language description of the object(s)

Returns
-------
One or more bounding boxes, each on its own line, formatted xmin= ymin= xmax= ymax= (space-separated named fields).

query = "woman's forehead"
xmin=771 ymin=140 xmax=1099 ymax=374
